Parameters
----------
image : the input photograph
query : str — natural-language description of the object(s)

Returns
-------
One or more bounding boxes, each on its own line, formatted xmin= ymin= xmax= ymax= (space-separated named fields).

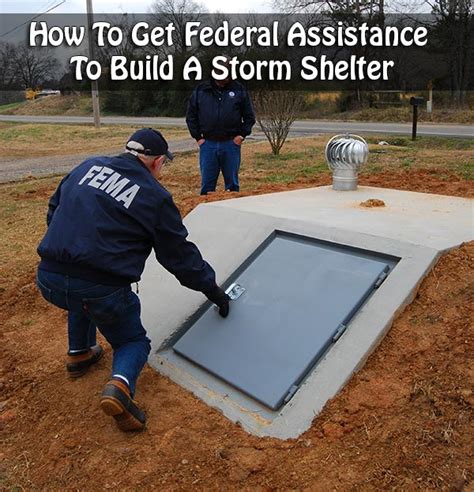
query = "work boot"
xmin=66 ymin=344 xmax=104 ymax=378
xmin=100 ymin=378 xmax=146 ymax=432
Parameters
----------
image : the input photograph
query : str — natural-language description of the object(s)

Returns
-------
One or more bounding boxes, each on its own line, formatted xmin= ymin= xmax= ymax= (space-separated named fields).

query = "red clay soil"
xmin=1 ymin=175 xmax=473 ymax=490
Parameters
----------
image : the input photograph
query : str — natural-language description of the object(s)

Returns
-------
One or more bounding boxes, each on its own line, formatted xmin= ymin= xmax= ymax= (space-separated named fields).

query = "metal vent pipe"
xmin=325 ymin=134 xmax=369 ymax=191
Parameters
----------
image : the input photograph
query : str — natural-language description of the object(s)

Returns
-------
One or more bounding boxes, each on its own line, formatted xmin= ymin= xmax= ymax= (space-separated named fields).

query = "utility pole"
xmin=86 ymin=0 xmax=100 ymax=128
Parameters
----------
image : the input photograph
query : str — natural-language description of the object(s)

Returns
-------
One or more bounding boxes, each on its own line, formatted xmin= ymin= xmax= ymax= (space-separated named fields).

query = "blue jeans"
xmin=199 ymin=139 xmax=241 ymax=195
xmin=36 ymin=269 xmax=151 ymax=396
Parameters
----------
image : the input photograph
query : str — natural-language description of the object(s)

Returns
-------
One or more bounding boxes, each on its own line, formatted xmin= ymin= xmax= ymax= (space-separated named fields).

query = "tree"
xmin=149 ymin=0 xmax=207 ymax=56
xmin=0 ymin=43 xmax=20 ymax=89
xmin=273 ymin=0 xmax=388 ymax=105
xmin=276 ymin=0 xmax=472 ymax=106
xmin=0 ymin=42 xmax=61 ymax=90
xmin=254 ymin=91 xmax=305 ymax=155
xmin=427 ymin=0 xmax=473 ymax=107
xmin=13 ymin=45 xmax=60 ymax=89
xmin=273 ymin=0 xmax=386 ymax=18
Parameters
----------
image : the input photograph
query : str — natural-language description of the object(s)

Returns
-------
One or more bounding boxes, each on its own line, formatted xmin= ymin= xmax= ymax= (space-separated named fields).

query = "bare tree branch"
xmin=254 ymin=91 xmax=304 ymax=155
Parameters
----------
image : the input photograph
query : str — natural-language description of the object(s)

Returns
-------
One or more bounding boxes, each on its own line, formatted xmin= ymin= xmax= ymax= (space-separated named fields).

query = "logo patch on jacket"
xmin=78 ymin=165 xmax=140 ymax=209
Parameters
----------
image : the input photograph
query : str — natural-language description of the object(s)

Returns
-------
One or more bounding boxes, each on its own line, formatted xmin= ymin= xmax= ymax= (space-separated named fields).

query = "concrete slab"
xmin=212 ymin=186 xmax=473 ymax=251
xmin=140 ymin=186 xmax=473 ymax=439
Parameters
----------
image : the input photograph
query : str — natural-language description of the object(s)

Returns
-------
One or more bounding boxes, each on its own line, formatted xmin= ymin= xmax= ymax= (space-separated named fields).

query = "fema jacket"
xmin=186 ymin=80 xmax=256 ymax=141
xmin=37 ymin=153 xmax=216 ymax=290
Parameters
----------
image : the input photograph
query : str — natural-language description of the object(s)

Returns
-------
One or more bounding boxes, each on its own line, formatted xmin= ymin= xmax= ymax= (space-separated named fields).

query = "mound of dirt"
xmin=1 ymin=173 xmax=472 ymax=489
xmin=1 ymin=246 xmax=472 ymax=488
xmin=1 ymin=95 xmax=92 ymax=116
xmin=360 ymin=198 xmax=386 ymax=207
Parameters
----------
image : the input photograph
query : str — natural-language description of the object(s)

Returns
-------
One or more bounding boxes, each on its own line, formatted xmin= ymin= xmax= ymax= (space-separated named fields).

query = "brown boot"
xmin=100 ymin=378 xmax=146 ymax=431
xmin=66 ymin=344 xmax=104 ymax=378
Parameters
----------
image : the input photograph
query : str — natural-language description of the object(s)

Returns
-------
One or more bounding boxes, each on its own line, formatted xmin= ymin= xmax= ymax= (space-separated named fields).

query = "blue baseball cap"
xmin=126 ymin=128 xmax=174 ymax=161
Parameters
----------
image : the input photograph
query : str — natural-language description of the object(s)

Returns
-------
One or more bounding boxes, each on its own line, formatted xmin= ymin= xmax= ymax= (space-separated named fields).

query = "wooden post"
xmin=427 ymin=80 xmax=433 ymax=114
xmin=86 ymin=0 xmax=100 ymax=129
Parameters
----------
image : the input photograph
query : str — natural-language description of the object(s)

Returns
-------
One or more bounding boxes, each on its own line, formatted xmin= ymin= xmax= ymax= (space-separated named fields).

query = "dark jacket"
xmin=37 ymin=153 xmax=216 ymax=290
xmin=186 ymin=80 xmax=256 ymax=141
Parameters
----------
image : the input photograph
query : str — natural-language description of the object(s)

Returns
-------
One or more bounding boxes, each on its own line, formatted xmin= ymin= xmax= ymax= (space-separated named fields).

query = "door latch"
xmin=225 ymin=283 xmax=246 ymax=301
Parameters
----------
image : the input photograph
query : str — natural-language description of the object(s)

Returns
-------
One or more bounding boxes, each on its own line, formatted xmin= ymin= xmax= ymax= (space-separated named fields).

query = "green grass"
xmin=260 ymin=161 xmax=329 ymax=184
xmin=299 ymin=164 xmax=327 ymax=176
xmin=253 ymin=146 xmax=329 ymax=183
xmin=454 ymin=162 xmax=474 ymax=180
xmin=0 ymin=101 xmax=23 ymax=113
xmin=364 ymin=164 xmax=384 ymax=173
xmin=362 ymin=134 xmax=473 ymax=178
xmin=263 ymin=173 xmax=298 ymax=184
xmin=366 ymin=136 xmax=474 ymax=150
xmin=254 ymin=151 xmax=310 ymax=167
xmin=411 ymin=137 xmax=474 ymax=150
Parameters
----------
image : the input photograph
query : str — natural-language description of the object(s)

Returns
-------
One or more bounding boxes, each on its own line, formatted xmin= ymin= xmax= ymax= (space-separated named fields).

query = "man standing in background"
xmin=186 ymin=64 xmax=256 ymax=195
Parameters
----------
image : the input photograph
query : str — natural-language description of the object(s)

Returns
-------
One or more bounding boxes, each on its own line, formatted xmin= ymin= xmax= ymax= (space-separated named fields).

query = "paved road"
xmin=1 ymin=114 xmax=472 ymax=138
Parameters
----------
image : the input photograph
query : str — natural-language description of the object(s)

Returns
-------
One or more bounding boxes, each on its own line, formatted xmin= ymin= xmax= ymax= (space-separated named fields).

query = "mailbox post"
xmin=410 ymin=96 xmax=425 ymax=141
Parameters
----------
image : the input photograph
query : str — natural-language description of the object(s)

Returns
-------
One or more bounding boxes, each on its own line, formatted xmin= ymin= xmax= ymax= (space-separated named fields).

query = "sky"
xmin=2 ymin=0 xmax=274 ymax=14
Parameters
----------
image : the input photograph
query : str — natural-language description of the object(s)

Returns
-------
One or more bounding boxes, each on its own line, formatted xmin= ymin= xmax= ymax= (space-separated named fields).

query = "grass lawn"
xmin=0 ymin=123 xmax=189 ymax=158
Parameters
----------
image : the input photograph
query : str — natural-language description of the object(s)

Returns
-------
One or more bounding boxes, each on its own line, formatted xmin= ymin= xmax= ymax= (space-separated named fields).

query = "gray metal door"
xmin=173 ymin=233 xmax=393 ymax=410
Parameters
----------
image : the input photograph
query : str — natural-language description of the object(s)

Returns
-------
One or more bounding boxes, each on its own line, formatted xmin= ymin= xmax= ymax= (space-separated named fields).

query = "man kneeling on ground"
xmin=36 ymin=128 xmax=230 ymax=432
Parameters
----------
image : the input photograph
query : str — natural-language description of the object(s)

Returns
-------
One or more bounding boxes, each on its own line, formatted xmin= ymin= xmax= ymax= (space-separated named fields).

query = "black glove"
xmin=204 ymin=285 xmax=230 ymax=318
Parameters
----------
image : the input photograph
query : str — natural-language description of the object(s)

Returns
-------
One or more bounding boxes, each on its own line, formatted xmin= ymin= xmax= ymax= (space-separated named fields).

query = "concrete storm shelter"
xmin=139 ymin=186 xmax=472 ymax=439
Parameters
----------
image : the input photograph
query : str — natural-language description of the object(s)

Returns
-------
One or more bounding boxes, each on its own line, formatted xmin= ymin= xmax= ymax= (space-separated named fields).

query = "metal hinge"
xmin=332 ymin=323 xmax=347 ymax=342
xmin=374 ymin=271 xmax=389 ymax=288
xmin=225 ymin=283 xmax=246 ymax=301
xmin=284 ymin=384 xmax=299 ymax=404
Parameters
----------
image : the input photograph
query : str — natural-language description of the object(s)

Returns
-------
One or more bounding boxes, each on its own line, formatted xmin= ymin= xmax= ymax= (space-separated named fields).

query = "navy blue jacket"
xmin=37 ymin=153 xmax=216 ymax=290
xmin=186 ymin=80 xmax=256 ymax=141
